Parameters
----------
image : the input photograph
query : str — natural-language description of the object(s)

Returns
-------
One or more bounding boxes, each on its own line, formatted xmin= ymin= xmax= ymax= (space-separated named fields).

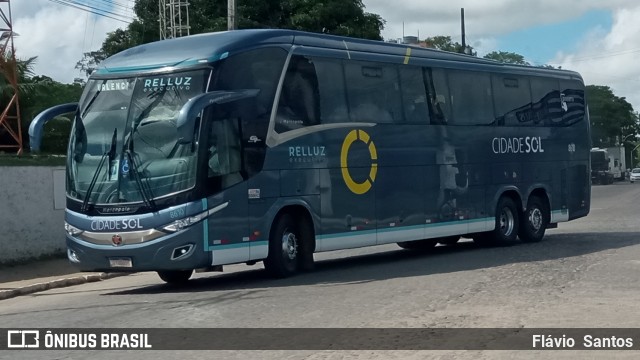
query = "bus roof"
xmin=96 ymin=29 xmax=581 ymax=80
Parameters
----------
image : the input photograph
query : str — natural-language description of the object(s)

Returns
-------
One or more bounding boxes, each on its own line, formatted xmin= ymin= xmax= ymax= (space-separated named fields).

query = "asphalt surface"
xmin=1 ymin=181 xmax=640 ymax=359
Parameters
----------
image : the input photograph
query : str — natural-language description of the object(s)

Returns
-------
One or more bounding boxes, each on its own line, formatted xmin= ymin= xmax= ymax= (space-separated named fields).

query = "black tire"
xmin=518 ymin=196 xmax=549 ymax=243
xmin=474 ymin=196 xmax=520 ymax=247
xmin=437 ymin=236 xmax=460 ymax=246
xmin=264 ymin=213 xmax=304 ymax=278
xmin=157 ymin=270 xmax=193 ymax=285
xmin=397 ymin=239 xmax=438 ymax=250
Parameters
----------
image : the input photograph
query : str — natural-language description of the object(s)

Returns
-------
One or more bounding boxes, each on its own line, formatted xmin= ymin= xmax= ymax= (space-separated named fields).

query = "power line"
xmin=560 ymin=48 xmax=640 ymax=63
xmin=46 ymin=0 xmax=133 ymax=23
xmin=64 ymin=0 xmax=133 ymax=19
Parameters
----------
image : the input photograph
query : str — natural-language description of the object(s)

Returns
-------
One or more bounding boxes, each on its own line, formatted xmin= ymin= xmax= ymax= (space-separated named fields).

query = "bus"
xmin=30 ymin=29 xmax=591 ymax=284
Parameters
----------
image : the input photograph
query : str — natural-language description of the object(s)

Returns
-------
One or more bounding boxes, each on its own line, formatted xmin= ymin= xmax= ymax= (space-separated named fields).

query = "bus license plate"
xmin=109 ymin=258 xmax=132 ymax=268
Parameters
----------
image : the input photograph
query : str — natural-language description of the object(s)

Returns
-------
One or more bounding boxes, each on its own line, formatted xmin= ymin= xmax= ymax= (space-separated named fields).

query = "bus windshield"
xmin=67 ymin=70 xmax=209 ymax=206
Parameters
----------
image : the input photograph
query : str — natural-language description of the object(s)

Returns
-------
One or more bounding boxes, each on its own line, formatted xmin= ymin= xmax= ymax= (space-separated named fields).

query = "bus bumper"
xmin=65 ymin=227 xmax=210 ymax=272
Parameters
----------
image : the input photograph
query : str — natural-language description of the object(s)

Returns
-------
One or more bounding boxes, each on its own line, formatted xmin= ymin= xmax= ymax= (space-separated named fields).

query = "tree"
xmin=78 ymin=0 xmax=385 ymax=71
xmin=483 ymin=51 xmax=530 ymax=65
xmin=422 ymin=35 xmax=476 ymax=56
xmin=586 ymin=85 xmax=639 ymax=151
xmin=75 ymin=50 xmax=106 ymax=78
xmin=0 ymin=55 xmax=82 ymax=153
xmin=283 ymin=0 xmax=385 ymax=40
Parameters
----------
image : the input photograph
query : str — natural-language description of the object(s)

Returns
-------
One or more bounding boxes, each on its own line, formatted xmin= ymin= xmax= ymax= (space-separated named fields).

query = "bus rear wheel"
xmin=518 ymin=196 xmax=549 ymax=243
xmin=474 ymin=196 xmax=520 ymax=247
xmin=158 ymin=269 xmax=193 ymax=285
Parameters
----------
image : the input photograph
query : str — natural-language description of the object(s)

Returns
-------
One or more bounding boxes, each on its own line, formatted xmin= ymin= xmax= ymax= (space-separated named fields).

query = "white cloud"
xmin=12 ymin=0 xmax=125 ymax=84
xmin=363 ymin=0 xmax=633 ymax=40
xmin=553 ymin=5 xmax=640 ymax=111
xmin=12 ymin=0 xmax=640 ymax=112
xmin=361 ymin=0 xmax=640 ymax=110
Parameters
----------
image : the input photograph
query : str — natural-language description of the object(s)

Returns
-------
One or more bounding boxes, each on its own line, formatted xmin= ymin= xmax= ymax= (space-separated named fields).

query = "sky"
xmin=9 ymin=0 xmax=640 ymax=113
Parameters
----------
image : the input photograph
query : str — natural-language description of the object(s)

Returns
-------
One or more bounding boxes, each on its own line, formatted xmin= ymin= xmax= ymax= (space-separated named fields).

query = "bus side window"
xmin=492 ymin=74 xmax=533 ymax=126
xmin=400 ymin=66 xmax=429 ymax=123
xmin=207 ymin=118 xmax=243 ymax=188
xmin=212 ymin=48 xmax=286 ymax=116
xmin=530 ymin=77 xmax=561 ymax=126
xmin=275 ymin=55 xmax=320 ymax=132
xmin=344 ymin=61 xmax=402 ymax=123
xmin=312 ymin=57 xmax=349 ymax=124
xmin=425 ymin=68 xmax=451 ymax=125
xmin=448 ymin=69 xmax=494 ymax=125
xmin=559 ymin=79 xmax=585 ymax=126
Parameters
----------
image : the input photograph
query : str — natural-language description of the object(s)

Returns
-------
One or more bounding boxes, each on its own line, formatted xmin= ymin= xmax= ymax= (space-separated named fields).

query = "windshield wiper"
xmin=118 ymin=88 xmax=173 ymax=212
xmin=124 ymin=148 xmax=156 ymax=211
xmin=80 ymin=81 xmax=107 ymax=120
xmin=81 ymin=128 xmax=117 ymax=211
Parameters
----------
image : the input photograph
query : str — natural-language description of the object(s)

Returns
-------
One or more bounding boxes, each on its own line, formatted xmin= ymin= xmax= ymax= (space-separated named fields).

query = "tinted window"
xmin=530 ymin=77 xmax=561 ymax=125
xmin=492 ymin=75 xmax=533 ymax=126
xmin=275 ymin=55 xmax=321 ymax=133
xmin=448 ymin=70 xmax=494 ymax=125
xmin=400 ymin=66 xmax=429 ymax=123
xmin=212 ymin=47 xmax=287 ymax=120
xmin=312 ymin=57 xmax=349 ymax=124
xmin=425 ymin=68 xmax=451 ymax=125
xmin=559 ymin=80 xmax=585 ymax=126
xmin=345 ymin=61 xmax=402 ymax=123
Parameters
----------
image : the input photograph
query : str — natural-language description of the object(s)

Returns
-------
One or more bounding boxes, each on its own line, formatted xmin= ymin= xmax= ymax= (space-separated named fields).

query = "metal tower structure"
xmin=159 ymin=0 xmax=191 ymax=40
xmin=0 ymin=0 xmax=21 ymax=154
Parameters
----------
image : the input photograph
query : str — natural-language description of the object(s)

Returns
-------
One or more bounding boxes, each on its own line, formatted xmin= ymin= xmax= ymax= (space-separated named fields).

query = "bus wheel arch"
xmin=264 ymin=205 xmax=315 ymax=278
xmin=519 ymin=189 xmax=550 ymax=243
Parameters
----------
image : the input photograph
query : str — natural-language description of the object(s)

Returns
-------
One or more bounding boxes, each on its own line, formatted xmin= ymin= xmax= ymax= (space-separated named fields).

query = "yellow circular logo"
xmin=340 ymin=129 xmax=377 ymax=195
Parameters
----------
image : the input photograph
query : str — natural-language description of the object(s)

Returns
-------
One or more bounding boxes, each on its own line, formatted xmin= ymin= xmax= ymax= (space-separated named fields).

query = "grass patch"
xmin=0 ymin=154 xmax=66 ymax=166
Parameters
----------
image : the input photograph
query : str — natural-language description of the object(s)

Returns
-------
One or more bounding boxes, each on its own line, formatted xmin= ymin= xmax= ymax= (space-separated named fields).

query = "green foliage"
xmin=281 ymin=0 xmax=385 ymax=40
xmin=586 ymin=85 xmax=639 ymax=148
xmin=75 ymin=50 xmax=106 ymax=78
xmin=483 ymin=51 xmax=530 ymax=65
xmin=423 ymin=36 xmax=476 ymax=56
xmin=80 ymin=0 xmax=385 ymax=66
xmin=0 ymin=56 xmax=82 ymax=153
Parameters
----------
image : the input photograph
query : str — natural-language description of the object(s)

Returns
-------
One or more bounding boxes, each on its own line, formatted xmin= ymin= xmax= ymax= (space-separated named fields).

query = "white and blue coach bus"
xmin=30 ymin=29 xmax=590 ymax=284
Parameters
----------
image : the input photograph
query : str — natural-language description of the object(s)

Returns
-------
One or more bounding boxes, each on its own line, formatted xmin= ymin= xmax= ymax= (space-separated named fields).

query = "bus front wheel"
xmin=518 ymin=196 xmax=549 ymax=243
xmin=264 ymin=213 xmax=310 ymax=278
xmin=474 ymin=196 xmax=520 ymax=247
xmin=158 ymin=269 xmax=193 ymax=285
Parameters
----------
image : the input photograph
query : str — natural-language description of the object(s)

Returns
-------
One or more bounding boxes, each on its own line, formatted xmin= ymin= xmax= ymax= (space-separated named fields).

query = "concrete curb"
xmin=0 ymin=273 xmax=128 ymax=301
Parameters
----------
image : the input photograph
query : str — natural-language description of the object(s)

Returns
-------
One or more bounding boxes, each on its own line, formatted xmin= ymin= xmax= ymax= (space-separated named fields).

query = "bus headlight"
xmin=162 ymin=210 xmax=209 ymax=233
xmin=65 ymin=222 xmax=84 ymax=236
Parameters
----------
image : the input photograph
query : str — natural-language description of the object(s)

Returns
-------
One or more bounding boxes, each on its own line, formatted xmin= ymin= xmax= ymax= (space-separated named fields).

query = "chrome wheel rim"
xmin=281 ymin=230 xmax=298 ymax=260
xmin=499 ymin=207 xmax=515 ymax=236
xmin=529 ymin=208 xmax=543 ymax=231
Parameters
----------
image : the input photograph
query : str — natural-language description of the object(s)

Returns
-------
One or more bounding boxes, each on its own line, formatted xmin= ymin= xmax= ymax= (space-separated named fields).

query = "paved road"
xmin=2 ymin=182 xmax=640 ymax=359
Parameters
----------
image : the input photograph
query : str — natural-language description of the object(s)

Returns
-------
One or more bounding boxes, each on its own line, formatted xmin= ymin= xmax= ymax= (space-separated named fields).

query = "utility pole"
xmin=228 ymin=0 xmax=236 ymax=31
xmin=460 ymin=8 xmax=467 ymax=54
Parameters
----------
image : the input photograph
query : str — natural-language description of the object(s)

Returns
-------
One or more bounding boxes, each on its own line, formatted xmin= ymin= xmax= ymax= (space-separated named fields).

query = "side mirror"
xmin=29 ymin=103 xmax=78 ymax=153
xmin=177 ymin=89 xmax=259 ymax=144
